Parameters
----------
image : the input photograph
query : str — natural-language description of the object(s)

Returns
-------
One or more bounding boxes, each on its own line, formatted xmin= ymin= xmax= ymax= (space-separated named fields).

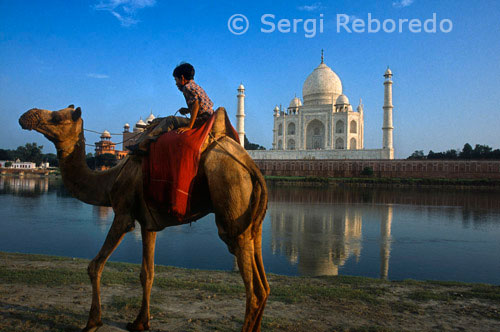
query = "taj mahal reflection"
xmin=269 ymin=188 xmax=393 ymax=278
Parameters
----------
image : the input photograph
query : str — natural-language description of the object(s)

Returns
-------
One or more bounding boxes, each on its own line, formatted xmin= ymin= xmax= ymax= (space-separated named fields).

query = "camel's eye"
xmin=51 ymin=113 xmax=62 ymax=123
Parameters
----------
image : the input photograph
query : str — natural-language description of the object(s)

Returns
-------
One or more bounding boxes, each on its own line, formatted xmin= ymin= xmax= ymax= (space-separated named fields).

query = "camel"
xmin=19 ymin=105 xmax=270 ymax=332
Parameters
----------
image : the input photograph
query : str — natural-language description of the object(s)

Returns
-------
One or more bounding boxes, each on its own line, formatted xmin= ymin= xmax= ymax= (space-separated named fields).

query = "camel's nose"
xmin=19 ymin=109 xmax=39 ymax=130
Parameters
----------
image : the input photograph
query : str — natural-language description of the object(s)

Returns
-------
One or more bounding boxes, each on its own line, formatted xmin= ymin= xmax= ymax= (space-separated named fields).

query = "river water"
xmin=1 ymin=177 xmax=499 ymax=284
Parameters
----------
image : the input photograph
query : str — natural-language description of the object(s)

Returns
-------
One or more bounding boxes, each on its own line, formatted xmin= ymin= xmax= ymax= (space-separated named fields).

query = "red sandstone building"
xmin=94 ymin=130 xmax=128 ymax=170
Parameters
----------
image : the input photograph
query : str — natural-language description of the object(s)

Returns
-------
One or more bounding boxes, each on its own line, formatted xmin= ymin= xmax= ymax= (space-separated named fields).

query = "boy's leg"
xmin=129 ymin=116 xmax=191 ymax=155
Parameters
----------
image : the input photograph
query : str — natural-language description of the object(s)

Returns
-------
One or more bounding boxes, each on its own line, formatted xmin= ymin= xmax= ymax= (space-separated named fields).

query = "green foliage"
xmin=244 ymin=135 xmax=266 ymax=150
xmin=0 ymin=143 xmax=60 ymax=167
xmin=15 ymin=142 xmax=44 ymax=165
xmin=408 ymin=150 xmax=425 ymax=159
xmin=408 ymin=143 xmax=500 ymax=160
xmin=85 ymin=153 xmax=96 ymax=170
xmin=4 ymin=161 xmax=12 ymax=167
xmin=96 ymin=153 xmax=118 ymax=168
xmin=43 ymin=153 xmax=59 ymax=167
xmin=0 ymin=148 xmax=12 ymax=160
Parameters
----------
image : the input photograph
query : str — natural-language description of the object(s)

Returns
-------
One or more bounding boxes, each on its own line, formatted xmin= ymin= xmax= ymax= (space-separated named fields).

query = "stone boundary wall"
xmin=253 ymin=159 xmax=500 ymax=179
xmin=248 ymin=149 xmax=392 ymax=160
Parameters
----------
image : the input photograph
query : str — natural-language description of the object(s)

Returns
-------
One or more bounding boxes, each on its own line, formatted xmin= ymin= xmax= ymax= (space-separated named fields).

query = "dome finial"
xmin=321 ymin=49 xmax=324 ymax=64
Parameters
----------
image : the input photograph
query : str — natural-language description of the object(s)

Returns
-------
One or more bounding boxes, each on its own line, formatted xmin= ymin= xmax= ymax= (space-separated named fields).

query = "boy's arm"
xmin=177 ymin=99 xmax=200 ymax=133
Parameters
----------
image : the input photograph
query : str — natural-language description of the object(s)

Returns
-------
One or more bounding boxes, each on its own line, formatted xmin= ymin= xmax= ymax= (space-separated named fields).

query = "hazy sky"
xmin=1 ymin=0 xmax=499 ymax=158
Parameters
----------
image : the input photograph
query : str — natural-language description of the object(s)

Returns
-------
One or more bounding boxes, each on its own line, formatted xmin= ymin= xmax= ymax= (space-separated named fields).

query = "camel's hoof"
xmin=81 ymin=321 xmax=103 ymax=332
xmin=126 ymin=321 xmax=150 ymax=331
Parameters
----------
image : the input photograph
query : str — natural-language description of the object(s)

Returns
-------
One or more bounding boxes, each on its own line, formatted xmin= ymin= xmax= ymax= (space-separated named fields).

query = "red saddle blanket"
xmin=142 ymin=112 xmax=239 ymax=221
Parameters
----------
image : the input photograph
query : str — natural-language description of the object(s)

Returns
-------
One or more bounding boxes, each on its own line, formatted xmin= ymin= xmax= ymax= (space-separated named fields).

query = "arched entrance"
xmin=306 ymin=120 xmax=325 ymax=150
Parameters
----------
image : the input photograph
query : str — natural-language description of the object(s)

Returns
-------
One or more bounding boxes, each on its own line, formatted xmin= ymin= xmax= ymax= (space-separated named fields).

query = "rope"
xmin=84 ymin=128 xmax=124 ymax=136
xmin=208 ymin=133 xmax=252 ymax=174
xmin=83 ymin=111 xmax=187 ymax=147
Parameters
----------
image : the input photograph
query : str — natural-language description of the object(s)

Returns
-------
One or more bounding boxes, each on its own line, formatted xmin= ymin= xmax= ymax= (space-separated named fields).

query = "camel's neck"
xmin=58 ymin=129 xmax=123 ymax=207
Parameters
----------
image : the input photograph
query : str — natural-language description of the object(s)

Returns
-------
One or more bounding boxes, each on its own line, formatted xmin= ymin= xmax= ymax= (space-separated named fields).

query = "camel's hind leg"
xmin=127 ymin=227 xmax=157 ymax=331
xmin=233 ymin=225 xmax=270 ymax=332
xmin=82 ymin=214 xmax=134 ymax=332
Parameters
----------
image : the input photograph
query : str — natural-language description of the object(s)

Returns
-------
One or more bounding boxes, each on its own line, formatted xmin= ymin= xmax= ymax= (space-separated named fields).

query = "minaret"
xmin=236 ymin=83 xmax=245 ymax=147
xmin=357 ymin=99 xmax=364 ymax=149
xmin=273 ymin=106 xmax=279 ymax=150
xmin=383 ymin=67 xmax=394 ymax=155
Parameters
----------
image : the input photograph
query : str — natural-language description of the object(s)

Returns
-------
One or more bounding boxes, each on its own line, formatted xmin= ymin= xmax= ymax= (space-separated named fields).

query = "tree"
xmin=43 ymin=153 xmax=59 ymax=167
xmin=15 ymin=142 xmax=44 ymax=165
xmin=0 ymin=149 xmax=12 ymax=160
xmin=460 ymin=143 xmax=473 ymax=159
xmin=472 ymin=144 xmax=493 ymax=159
xmin=86 ymin=153 xmax=96 ymax=170
xmin=444 ymin=149 xmax=458 ymax=159
xmin=4 ymin=161 xmax=12 ymax=168
xmin=95 ymin=153 xmax=118 ymax=168
xmin=408 ymin=150 xmax=425 ymax=159
xmin=244 ymin=136 xmax=266 ymax=150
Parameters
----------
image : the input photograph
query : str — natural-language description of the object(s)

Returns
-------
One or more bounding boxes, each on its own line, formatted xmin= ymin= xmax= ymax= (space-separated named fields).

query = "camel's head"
xmin=19 ymin=105 xmax=83 ymax=157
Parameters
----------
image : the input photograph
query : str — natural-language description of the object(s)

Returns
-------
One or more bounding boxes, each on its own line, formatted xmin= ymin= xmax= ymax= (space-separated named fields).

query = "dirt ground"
xmin=0 ymin=252 xmax=499 ymax=332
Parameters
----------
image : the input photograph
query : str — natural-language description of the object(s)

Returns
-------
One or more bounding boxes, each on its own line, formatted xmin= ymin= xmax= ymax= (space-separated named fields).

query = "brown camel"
xmin=19 ymin=105 xmax=270 ymax=332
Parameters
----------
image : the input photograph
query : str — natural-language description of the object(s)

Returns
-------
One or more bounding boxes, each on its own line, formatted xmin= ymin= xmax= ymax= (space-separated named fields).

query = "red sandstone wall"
xmin=253 ymin=159 xmax=500 ymax=179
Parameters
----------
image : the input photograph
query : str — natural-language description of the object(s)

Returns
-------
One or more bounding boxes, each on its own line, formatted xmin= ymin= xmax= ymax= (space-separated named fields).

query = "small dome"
xmin=335 ymin=94 xmax=350 ymax=105
xmin=124 ymin=123 xmax=130 ymax=128
xmin=274 ymin=106 xmax=280 ymax=112
xmin=135 ymin=118 xmax=146 ymax=127
xmin=302 ymin=62 xmax=343 ymax=105
xmin=289 ymin=96 xmax=302 ymax=108
xmin=384 ymin=67 xmax=392 ymax=76
xmin=146 ymin=112 xmax=155 ymax=123
xmin=101 ymin=130 xmax=111 ymax=139
xmin=238 ymin=83 xmax=245 ymax=90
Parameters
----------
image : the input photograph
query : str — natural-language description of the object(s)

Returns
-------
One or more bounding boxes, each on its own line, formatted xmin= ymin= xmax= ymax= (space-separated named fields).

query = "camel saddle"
xmin=141 ymin=108 xmax=239 ymax=221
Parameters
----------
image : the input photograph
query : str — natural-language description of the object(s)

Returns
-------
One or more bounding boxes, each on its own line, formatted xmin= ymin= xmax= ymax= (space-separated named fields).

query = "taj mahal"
xmin=245 ymin=52 xmax=395 ymax=160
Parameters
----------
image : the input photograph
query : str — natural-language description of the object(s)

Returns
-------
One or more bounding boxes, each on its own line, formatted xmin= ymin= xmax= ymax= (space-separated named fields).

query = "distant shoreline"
xmin=3 ymin=170 xmax=500 ymax=190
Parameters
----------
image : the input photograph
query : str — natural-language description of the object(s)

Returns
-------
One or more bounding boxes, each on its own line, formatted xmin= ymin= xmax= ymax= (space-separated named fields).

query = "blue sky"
xmin=1 ymin=0 xmax=500 ymax=158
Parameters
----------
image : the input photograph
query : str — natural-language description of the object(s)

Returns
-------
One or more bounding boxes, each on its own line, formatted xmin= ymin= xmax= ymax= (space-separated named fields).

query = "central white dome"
xmin=302 ymin=62 xmax=343 ymax=105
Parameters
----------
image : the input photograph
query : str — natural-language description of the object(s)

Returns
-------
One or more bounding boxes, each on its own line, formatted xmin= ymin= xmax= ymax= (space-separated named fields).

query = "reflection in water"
xmin=91 ymin=205 xmax=143 ymax=241
xmin=270 ymin=201 xmax=393 ymax=277
xmin=1 ymin=178 xmax=500 ymax=283
xmin=0 ymin=177 xmax=50 ymax=197
xmin=92 ymin=206 xmax=113 ymax=232
xmin=380 ymin=205 xmax=392 ymax=279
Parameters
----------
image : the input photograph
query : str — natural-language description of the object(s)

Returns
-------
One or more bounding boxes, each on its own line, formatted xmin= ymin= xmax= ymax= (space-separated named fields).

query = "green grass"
xmin=265 ymin=176 xmax=500 ymax=187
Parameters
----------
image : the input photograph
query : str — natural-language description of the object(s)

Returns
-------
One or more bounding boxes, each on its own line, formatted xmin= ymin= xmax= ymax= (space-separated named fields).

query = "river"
xmin=1 ymin=176 xmax=499 ymax=284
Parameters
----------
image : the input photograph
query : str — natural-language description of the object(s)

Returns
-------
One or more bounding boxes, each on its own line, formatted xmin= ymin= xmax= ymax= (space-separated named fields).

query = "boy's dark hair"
xmin=173 ymin=62 xmax=195 ymax=80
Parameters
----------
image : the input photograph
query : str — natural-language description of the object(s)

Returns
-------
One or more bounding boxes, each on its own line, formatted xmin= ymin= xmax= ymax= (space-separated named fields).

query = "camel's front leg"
xmin=127 ymin=227 xmax=157 ymax=331
xmin=82 ymin=214 xmax=134 ymax=332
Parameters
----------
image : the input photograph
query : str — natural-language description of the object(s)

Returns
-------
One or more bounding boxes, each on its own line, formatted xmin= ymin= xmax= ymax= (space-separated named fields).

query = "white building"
xmin=247 ymin=52 xmax=394 ymax=160
xmin=12 ymin=160 xmax=36 ymax=169
xmin=122 ymin=111 xmax=156 ymax=151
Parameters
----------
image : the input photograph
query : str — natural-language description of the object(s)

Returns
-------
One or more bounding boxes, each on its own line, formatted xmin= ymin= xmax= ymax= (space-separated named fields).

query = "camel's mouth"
xmin=19 ymin=109 xmax=41 ymax=131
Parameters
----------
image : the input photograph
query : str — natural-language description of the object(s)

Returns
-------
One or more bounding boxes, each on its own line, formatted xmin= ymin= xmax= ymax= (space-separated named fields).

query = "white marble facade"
xmin=248 ymin=52 xmax=394 ymax=160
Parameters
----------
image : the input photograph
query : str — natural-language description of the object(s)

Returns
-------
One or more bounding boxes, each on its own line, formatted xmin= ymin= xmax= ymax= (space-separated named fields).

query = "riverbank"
xmin=0 ymin=252 xmax=498 ymax=332
xmin=265 ymin=175 xmax=500 ymax=190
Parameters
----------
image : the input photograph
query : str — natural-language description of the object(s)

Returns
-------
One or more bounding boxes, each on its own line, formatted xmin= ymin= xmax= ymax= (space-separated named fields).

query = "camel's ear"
xmin=68 ymin=104 xmax=74 ymax=109
xmin=72 ymin=107 xmax=81 ymax=121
